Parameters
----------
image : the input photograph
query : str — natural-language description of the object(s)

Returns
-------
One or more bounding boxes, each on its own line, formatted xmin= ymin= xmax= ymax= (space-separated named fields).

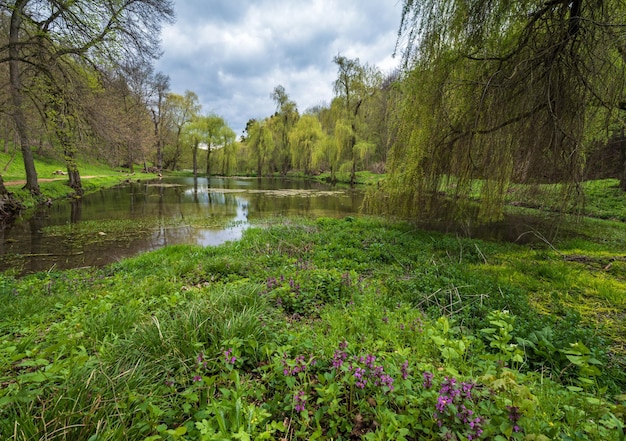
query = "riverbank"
xmin=1 ymin=216 xmax=624 ymax=439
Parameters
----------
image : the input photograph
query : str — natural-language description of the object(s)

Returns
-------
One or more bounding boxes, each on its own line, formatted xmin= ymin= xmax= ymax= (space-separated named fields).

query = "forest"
xmin=1 ymin=1 xmax=625 ymax=224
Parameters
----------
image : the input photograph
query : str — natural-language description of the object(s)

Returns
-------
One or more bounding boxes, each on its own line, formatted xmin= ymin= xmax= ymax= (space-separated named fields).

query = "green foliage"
xmin=1 ymin=216 xmax=625 ymax=439
xmin=375 ymin=0 xmax=626 ymax=223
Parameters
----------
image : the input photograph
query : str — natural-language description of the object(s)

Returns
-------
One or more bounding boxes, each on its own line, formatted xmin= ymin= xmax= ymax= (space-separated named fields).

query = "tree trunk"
xmin=619 ymin=129 xmax=626 ymax=191
xmin=153 ymin=114 xmax=163 ymax=170
xmin=205 ymin=144 xmax=211 ymax=177
xmin=0 ymin=175 xmax=8 ymax=198
xmin=192 ymin=143 xmax=198 ymax=178
xmin=65 ymin=149 xmax=83 ymax=196
xmin=9 ymin=0 xmax=40 ymax=195
xmin=350 ymin=123 xmax=357 ymax=186
xmin=171 ymin=129 xmax=182 ymax=170
xmin=0 ymin=174 xmax=23 ymax=221
xmin=157 ymin=138 xmax=163 ymax=170
xmin=128 ymin=144 xmax=134 ymax=173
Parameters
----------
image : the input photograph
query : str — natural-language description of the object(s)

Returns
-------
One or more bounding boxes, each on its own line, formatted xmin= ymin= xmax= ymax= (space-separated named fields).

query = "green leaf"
xmin=232 ymin=428 xmax=251 ymax=441
xmin=19 ymin=371 xmax=48 ymax=383
xmin=430 ymin=336 xmax=446 ymax=346
xmin=166 ymin=426 xmax=187 ymax=436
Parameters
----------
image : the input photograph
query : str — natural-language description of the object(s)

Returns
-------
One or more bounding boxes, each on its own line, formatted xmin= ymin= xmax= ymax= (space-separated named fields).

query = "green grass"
xmin=2 ymin=148 xmax=626 ymax=439
xmin=1 ymin=216 xmax=625 ymax=440
xmin=1 ymin=148 xmax=158 ymax=210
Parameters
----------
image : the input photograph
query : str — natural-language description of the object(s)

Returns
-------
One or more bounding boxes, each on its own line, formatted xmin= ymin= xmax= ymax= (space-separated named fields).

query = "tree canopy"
xmin=369 ymin=0 xmax=626 ymax=222
xmin=0 ymin=0 xmax=174 ymax=195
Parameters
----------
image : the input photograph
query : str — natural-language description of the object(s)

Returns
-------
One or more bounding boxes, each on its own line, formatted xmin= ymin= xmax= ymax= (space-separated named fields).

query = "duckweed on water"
xmin=1 ymin=216 xmax=625 ymax=440
xmin=42 ymin=216 xmax=233 ymax=245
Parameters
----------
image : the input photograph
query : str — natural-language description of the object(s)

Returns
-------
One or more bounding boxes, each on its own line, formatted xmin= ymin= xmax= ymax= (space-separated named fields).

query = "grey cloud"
xmin=156 ymin=0 xmax=403 ymax=135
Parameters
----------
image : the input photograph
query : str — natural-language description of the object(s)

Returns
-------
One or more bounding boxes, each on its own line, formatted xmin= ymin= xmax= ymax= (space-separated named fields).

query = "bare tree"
xmin=0 ymin=0 xmax=174 ymax=198
xmin=150 ymin=72 xmax=171 ymax=171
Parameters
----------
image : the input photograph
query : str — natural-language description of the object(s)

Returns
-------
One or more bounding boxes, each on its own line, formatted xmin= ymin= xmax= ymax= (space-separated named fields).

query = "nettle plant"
xmin=133 ymin=308 xmax=624 ymax=440
xmin=264 ymin=337 xmax=545 ymax=441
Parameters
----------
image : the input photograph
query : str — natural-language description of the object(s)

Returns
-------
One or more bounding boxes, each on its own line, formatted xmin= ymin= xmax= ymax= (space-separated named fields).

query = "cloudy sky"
xmin=155 ymin=0 xmax=404 ymax=137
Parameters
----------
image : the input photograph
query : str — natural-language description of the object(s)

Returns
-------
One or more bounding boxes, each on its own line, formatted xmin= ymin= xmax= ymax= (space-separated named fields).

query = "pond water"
xmin=0 ymin=177 xmax=364 ymax=275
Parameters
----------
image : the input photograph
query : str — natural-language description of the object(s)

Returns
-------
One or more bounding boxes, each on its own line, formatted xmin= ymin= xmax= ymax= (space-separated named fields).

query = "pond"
xmin=0 ymin=177 xmax=364 ymax=275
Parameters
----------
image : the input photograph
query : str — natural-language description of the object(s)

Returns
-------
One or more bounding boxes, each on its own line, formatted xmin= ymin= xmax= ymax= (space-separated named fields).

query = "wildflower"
xmin=436 ymin=394 xmax=452 ymax=412
xmin=422 ymin=371 xmax=434 ymax=389
xmin=401 ymin=360 xmax=409 ymax=380
xmin=382 ymin=316 xmax=389 ymax=323
xmin=193 ymin=375 xmax=202 ymax=382
xmin=282 ymin=353 xmax=309 ymax=376
xmin=460 ymin=381 xmax=475 ymax=399
xmin=411 ymin=316 xmax=424 ymax=333
xmin=294 ymin=391 xmax=306 ymax=412
xmin=196 ymin=352 xmax=207 ymax=369
xmin=507 ymin=405 xmax=522 ymax=432
xmin=341 ymin=272 xmax=352 ymax=286
xmin=354 ymin=367 xmax=368 ymax=388
xmin=380 ymin=374 xmax=394 ymax=391
xmin=223 ymin=348 xmax=236 ymax=364
xmin=266 ymin=277 xmax=277 ymax=290
xmin=332 ymin=349 xmax=348 ymax=368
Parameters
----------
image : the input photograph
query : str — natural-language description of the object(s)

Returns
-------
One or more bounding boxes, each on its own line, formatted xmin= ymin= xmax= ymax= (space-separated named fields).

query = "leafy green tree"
xmin=361 ymin=70 xmax=403 ymax=171
xmin=182 ymin=114 xmax=230 ymax=178
xmin=203 ymin=114 xmax=229 ymax=177
xmin=149 ymin=72 xmax=171 ymax=171
xmin=332 ymin=56 xmax=381 ymax=184
xmin=311 ymin=132 xmax=335 ymax=177
xmin=270 ymin=85 xmax=299 ymax=175
xmin=375 ymin=0 xmax=626 ymax=222
xmin=215 ymin=126 xmax=238 ymax=176
xmin=246 ymin=119 xmax=274 ymax=176
xmin=289 ymin=114 xmax=323 ymax=175
xmin=0 ymin=0 xmax=174 ymax=197
xmin=183 ymin=117 xmax=203 ymax=178
xmin=164 ymin=91 xmax=201 ymax=171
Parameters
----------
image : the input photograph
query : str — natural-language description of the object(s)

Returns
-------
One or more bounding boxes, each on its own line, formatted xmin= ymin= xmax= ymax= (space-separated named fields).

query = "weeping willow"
xmin=366 ymin=0 xmax=626 ymax=223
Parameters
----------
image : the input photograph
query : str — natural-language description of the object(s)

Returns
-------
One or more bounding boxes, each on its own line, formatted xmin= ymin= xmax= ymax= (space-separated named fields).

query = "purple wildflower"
xmin=223 ymin=348 xmax=236 ymax=364
xmin=332 ymin=349 xmax=348 ymax=369
xmin=507 ymin=405 xmax=523 ymax=432
xmin=380 ymin=374 xmax=394 ymax=391
xmin=401 ymin=360 xmax=409 ymax=380
xmin=294 ymin=391 xmax=306 ymax=412
xmin=422 ymin=371 xmax=434 ymax=389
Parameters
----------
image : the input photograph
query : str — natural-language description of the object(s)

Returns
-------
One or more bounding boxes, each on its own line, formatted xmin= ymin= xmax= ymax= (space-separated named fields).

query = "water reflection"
xmin=0 ymin=177 xmax=363 ymax=275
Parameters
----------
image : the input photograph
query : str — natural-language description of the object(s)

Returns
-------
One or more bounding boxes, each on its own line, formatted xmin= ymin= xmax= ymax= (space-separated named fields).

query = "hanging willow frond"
xmin=370 ymin=0 xmax=626 ymax=223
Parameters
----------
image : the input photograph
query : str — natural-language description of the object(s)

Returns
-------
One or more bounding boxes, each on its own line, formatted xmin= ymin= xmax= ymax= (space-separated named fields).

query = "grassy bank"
xmin=1 ymin=216 xmax=625 ymax=440
xmin=1 ymin=150 xmax=158 ymax=210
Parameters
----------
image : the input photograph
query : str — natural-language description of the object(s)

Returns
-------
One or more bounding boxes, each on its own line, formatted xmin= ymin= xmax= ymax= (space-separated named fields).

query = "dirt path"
xmin=4 ymin=176 xmax=99 ymax=186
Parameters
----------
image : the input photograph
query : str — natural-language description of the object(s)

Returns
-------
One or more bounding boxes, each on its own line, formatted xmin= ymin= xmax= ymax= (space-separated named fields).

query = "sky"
xmin=155 ymin=0 xmax=404 ymax=137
